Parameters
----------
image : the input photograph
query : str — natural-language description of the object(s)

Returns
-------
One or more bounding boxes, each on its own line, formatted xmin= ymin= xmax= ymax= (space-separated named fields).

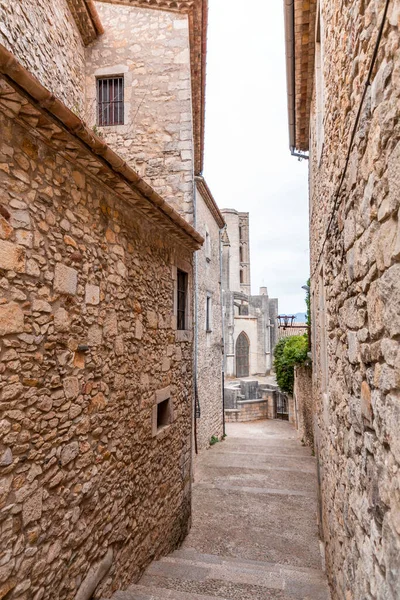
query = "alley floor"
xmin=108 ymin=420 xmax=330 ymax=599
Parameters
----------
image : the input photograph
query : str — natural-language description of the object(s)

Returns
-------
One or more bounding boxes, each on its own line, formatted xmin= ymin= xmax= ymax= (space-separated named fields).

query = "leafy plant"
xmin=274 ymin=335 xmax=308 ymax=395
xmin=210 ymin=435 xmax=219 ymax=446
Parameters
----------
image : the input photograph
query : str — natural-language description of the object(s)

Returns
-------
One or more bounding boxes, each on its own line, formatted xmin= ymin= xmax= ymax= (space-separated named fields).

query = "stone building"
xmin=0 ymin=0 xmax=227 ymax=598
xmin=194 ymin=177 xmax=225 ymax=451
xmin=221 ymin=209 xmax=278 ymax=378
xmin=285 ymin=0 xmax=400 ymax=598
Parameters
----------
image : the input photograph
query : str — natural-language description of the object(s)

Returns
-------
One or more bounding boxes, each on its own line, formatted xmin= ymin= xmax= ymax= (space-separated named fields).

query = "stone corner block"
xmin=85 ymin=284 xmax=100 ymax=305
xmin=0 ymin=239 xmax=25 ymax=273
xmin=0 ymin=302 xmax=25 ymax=336
xmin=54 ymin=263 xmax=78 ymax=296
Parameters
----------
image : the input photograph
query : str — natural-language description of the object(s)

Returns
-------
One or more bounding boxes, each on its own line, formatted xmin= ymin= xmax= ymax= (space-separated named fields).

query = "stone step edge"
xmin=125 ymin=583 xmax=229 ymax=600
xmin=159 ymin=547 xmax=327 ymax=578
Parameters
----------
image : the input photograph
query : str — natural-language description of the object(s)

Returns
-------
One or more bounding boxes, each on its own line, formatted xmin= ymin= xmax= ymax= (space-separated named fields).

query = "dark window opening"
xmin=177 ymin=269 xmax=188 ymax=330
xmin=206 ymin=296 xmax=212 ymax=332
xmin=240 ymin=270 xmax=244 ymax=284
xmin=157 ymin=398 xmax=171 ymax=431
xmin=239 ymin=303 xmax=249 ymax=316
xmin=239 ymin=225 xmax=243 ymax=240
xmin=97 ymin=77 xmax=124 ymax=126
xmin=239 ymin=246 xmax=244 ymax=262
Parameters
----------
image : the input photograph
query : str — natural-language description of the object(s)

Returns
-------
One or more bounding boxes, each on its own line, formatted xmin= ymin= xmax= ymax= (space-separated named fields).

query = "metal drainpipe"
xmin=193 ymin=177 xmax=199 ymax=455
xmin=219 ymin=228 xmax=226 ymax=437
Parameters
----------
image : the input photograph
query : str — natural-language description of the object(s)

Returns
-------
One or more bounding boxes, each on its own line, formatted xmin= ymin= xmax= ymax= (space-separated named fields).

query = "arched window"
xmin=236 ymin=332 xmax=249 ymax=378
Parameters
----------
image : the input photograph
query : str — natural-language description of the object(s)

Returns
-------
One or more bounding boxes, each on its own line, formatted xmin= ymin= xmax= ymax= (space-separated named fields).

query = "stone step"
xmin=136 ymin=548 xmax=330 ymax=600
xmin=105 ymin=584 xmax=228 ymax=600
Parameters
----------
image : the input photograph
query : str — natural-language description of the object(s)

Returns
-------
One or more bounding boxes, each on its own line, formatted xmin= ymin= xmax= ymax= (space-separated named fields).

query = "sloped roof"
xmin=0 ymin=44 xmax=203 ymax=250
xmin=195 ymin=176 xmax=225 ymax=229
xmin=66 ymin=0 xmax=104 ymax=44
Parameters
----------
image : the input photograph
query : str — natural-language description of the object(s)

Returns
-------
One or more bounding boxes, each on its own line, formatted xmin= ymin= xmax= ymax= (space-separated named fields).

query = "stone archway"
xmin=236 ymin=332 xmax=249 ymax=378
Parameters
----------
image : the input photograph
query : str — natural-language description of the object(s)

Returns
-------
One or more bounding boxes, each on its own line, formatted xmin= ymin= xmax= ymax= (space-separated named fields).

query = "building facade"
xmin=0 ymin=0 xmax=225 ymax=598
xmin=194 ymin=177 xmax=224 ymax=451
xmin=285 ymin=1 xmax=400 ymax=598
xmin=221 ymin=209 xmax=278 ymax=378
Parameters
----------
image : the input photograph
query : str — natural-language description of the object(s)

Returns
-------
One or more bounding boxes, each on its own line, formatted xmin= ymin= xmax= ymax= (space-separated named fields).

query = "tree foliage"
xmin=274 ymin=335 xmax=308 ymax=395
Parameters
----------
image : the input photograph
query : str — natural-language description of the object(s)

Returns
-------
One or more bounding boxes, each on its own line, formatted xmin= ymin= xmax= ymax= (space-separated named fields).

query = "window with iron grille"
xmin=97 ymin=77 xmax=124 ymax=126
xmin=177 ymin=269 xmax=188 ymax=330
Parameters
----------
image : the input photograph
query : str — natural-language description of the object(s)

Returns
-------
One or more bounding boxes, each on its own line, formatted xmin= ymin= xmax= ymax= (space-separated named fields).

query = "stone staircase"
xmin=104 ymin=547 xmax=330 ymax=600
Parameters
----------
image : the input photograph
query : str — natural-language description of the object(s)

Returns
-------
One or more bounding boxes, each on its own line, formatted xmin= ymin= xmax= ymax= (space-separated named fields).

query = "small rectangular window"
xmin=157 ymin=398 xmax=172 ymax=431
xmin=206 ymin=295 xmax=212 ymax=332
xmin=239 ymin=246 xmax=243 ymax=263
xmin=177 ymin=269 xmax=188 ymax=330
xmin=97 ymin=76 xmax=124 ymax=126
xmin=205 ymin=231 xmax=211 ymax=261
xmin=240 ymin=270 xmax=244 ymax=284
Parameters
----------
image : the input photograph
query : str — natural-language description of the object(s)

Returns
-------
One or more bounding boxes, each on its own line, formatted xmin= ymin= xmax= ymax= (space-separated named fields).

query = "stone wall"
xmin=293 ymin=365 xmax=314 ymax=448
xmin=220 ymin=209 xmax=250 ymax=295
xmin=309 ymin=1 xmax=400 ymax=598
xmin=0 ymin=106 xmax=193 ymax=599
xmin=195 ymin=186 xmax=223 ymax=451
xmin=0 ymin=0 xmax=86 ymax=113
xmin=225 ymin=399 xmax=269 ymax=423
xmin=85 ymin=2 xmax=194 ymax=221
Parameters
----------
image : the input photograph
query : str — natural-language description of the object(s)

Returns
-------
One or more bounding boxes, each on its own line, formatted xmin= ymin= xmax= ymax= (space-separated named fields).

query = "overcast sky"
xmin=203 ymin=0 xmax=309 ymax=315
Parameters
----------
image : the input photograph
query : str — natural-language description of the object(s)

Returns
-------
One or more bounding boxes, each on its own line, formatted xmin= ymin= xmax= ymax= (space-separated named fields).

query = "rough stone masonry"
xmin=0 ymin=81 xmax=195 ymax=599
xmin=303 ymin=0 xmax=400 ymax=598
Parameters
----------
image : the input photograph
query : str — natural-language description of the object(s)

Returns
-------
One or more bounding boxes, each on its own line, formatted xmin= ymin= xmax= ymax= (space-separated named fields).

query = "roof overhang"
xmin=66 ymin=0 xmax=105 ymax=45
xmin=195 ymin=176 xmax=225 ymax=229
xmin=95 ymin=0 xmax=207 ymax=176
xmin=0 ymin=44 xmax=203 ymax=251
xmin=284 ymin=0 xmax=317 ymax=155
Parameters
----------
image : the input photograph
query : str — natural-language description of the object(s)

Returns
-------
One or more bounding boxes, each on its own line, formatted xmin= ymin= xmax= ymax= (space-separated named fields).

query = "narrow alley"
xmin=108 ymin=421 xmax=330 ymax=600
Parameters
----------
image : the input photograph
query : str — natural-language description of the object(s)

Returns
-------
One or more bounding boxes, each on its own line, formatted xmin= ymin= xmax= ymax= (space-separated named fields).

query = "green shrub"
xmin=274 ymin=335 xmax=308 ymax=395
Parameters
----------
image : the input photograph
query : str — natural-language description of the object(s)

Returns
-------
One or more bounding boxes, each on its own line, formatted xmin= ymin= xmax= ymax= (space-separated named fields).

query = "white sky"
xmin=203 ymin=0 xmax=309 ymax=315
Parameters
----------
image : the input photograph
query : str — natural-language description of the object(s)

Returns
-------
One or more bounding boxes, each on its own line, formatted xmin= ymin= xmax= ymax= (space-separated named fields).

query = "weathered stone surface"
xmin=22 ymin=489 xmax=43 ymax=526
xmin=0 ymin=91 xmax=194 ymax=600
xmin=85 ymin=284 xmax=99 ymax=305
xmin=0 ymin=215 xmax=13 ymax=239
xmin=307 ymin=2 xmax=400 ymax=598
xmin=53 ymin=307 xmax=70 ymax=332
xmin=53 ymin=263 xmax=78 ymax=295
xmin=60 ymin=441 xmax=79 ymax=466
xmin=32 ymin=299 xmax=52 ymax=313
xmin=88 ymin=324 xmax=102 ymax=345
xmin=0 ymin=239 xmax=25 ymax=272
xmin=0 ymin=302 xmax=24 ymax=335
xmin=63 ymin=376 xmax=79 ymax=400
xmin=0 ymin=447 xmax=12 ymax=466
xmin=0 ymin=0 xmax=85 ymax=113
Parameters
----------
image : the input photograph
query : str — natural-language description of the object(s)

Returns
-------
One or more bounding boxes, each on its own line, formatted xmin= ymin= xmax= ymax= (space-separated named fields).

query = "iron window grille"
xmin=177 ymin=269 xmax=188 ymax=331
xmin=97 ymin=76 xmax=124 ymax=126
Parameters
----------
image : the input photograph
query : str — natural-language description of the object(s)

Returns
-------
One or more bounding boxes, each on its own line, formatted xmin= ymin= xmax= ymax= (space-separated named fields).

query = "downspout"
xmin=219 ymin=228 xmax=226 ymax=437
xmin=193 ymin=181 xmax=199 ymax=455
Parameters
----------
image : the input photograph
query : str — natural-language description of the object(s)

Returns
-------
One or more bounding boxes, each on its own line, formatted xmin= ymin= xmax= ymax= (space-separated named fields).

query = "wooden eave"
xmin=0 ymin=44 xmax=203 ymax=251
xmin=66 ymin=0 xmax=104 ymax=45
xmin=195 ymin=176 xmax=225 ymax=229
xmin=95 ymin=0 xmax=207 ymax=176
xmin=284 ymin=0 xmax=317 ymax=152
